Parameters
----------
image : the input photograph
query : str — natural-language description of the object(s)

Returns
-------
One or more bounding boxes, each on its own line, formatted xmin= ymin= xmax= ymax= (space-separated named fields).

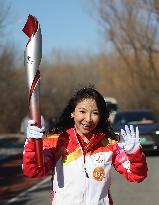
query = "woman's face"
xmin=71 ymin=98 xmax=100 ymax=139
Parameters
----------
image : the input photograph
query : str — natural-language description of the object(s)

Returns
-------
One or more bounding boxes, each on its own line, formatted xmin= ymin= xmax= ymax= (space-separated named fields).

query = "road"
xmin=111 ymin=155 xmax=159 ymax=205
xmin=2 ymin=155 xmax=159 ymax=205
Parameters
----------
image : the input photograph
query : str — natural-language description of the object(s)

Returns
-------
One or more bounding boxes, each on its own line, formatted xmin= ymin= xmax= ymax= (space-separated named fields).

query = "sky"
xmin=8 ymin=0 xmax=101 ymax=57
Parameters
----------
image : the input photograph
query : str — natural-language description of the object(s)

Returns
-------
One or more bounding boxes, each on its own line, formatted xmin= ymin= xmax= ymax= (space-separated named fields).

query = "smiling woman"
xmin=22 ymin=86 xmax=148 ymax=205
xmin=71 ymin=98 xmax=100 ymax=142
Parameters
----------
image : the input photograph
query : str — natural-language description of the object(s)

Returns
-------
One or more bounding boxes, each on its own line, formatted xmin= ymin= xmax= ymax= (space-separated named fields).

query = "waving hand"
xmin=118 ymin=125 xmax=141 ymax=153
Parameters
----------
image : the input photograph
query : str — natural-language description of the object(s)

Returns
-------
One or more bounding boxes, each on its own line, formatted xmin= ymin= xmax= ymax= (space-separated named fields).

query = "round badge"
xmin=93 ymin=167 xmax=105 ymax=181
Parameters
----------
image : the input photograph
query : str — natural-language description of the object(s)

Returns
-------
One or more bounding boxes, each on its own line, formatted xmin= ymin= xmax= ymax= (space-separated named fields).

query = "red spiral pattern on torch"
xmin=29 ymin=70 xmax=40 ymax=104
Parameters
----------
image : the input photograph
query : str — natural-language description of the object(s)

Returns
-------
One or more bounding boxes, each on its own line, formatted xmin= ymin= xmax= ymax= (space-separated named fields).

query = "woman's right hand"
xmin=27 ymin=120 xmax=45 ymax=139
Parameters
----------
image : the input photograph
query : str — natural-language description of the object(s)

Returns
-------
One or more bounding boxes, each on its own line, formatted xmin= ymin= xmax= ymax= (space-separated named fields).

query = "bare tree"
xmin=87 ymin=0 xmax=159 ymax=113
xmin=0 ymin=1 xmax=26 ymax=133
xmin=0 ymin=0 xmax=10 ymax=49
xmin=89 ymin=1 xmax=159 ymax=72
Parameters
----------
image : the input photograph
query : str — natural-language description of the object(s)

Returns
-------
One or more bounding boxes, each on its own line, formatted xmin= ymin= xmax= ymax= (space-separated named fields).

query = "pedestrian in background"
xmin=22 ymin=86 xmax=147 ymax=205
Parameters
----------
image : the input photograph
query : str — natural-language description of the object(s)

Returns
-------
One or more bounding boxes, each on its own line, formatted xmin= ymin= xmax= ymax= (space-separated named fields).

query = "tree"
xmin=0 ymin=1 xmax=27 ymax=133
xmin=88 ymin=0 xmax=159 ymax=113
xmin=0 ymin=0 xmax=10 ymax=49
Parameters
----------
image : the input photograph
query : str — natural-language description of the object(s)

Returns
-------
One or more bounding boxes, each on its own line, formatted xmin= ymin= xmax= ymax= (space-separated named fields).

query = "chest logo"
xmin=93 ymin=167 xmax=106 ymax=181
xmin=96 ymin=155 xmax=104 ymax=164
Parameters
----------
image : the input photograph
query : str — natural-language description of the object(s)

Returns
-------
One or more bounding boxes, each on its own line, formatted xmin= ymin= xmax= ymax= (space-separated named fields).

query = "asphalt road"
xmin=111 ymin=155 xmax=159 ymax=205
xmin=2 ymin=155 xmax=159 ymax=205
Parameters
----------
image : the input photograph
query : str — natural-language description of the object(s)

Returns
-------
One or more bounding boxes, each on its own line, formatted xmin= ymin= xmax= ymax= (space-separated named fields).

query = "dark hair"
xmin=53 ymin=86 xmax=118 ymax=140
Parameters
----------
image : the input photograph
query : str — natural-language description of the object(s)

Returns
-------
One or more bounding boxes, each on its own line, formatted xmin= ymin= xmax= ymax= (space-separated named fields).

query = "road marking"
xmin=3 ymin=176 xmax=51 ymax=205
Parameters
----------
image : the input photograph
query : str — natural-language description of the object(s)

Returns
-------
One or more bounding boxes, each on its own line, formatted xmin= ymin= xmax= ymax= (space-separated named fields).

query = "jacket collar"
xmin=66 ymin=128 xmax=105 ymax=151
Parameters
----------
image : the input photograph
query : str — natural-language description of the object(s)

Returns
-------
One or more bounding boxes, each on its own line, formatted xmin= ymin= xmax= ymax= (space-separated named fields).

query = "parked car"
xmin=112 ymin=109 xmax=159 ymax=154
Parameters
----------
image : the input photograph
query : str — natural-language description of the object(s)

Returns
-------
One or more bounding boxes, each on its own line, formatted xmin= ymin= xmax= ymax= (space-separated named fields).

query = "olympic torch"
xmin=22 ymin=14 xmax=43 ymax=167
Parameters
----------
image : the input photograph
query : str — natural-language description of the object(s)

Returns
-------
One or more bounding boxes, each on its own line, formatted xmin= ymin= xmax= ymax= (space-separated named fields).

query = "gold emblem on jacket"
xmin=93 ymin=167 xmax=105 ymax=181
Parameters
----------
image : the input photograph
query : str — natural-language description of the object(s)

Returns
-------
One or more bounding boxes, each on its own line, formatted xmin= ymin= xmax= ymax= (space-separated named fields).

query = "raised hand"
xmin=27 ymin=120 xmax=45 ymax=139
xmin=118 ymin=125 xmax=140 ymax=153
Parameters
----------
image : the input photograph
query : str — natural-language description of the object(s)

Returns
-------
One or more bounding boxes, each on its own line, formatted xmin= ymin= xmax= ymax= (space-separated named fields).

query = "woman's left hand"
xmin=118 ymin=125 xmax=141 ymax=153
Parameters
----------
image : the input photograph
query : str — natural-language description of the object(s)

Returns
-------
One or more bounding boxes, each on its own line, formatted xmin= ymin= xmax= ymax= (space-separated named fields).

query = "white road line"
xmin=3 ymin=176 xmax=51 ymax=205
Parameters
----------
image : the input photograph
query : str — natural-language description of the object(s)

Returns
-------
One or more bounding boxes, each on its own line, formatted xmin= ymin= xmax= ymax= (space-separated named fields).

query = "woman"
xmin=23 ymin=87 xmax=147 ymax=205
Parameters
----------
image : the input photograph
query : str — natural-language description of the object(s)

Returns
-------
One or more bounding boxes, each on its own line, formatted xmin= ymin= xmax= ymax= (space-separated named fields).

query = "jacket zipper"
xmin=83 ymin=150 xmax=89 ymax=178
xmin=73 ymin=129 xmax=89 ymax=204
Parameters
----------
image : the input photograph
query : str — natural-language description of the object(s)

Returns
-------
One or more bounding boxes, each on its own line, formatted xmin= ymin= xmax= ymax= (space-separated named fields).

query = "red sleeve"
xmin=22 ymin=138 xmax=55 ymax=178
xmin=112 ymin=144 xmax=148 ymax=182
